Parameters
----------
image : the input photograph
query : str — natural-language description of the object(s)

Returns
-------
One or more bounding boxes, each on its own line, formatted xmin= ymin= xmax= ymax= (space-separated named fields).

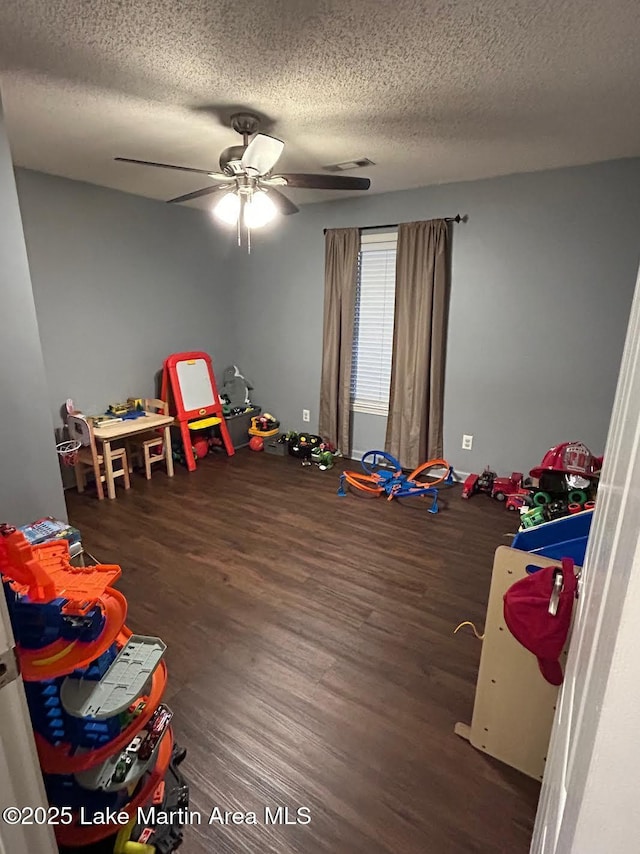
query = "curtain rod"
xmin=323 ymin=215 xmax=463 ymax=235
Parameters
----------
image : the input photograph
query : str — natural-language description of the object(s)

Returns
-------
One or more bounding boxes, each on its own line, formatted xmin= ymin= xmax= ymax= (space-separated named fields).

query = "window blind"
xmin=350 ymin=234 xmax=397 ymax=415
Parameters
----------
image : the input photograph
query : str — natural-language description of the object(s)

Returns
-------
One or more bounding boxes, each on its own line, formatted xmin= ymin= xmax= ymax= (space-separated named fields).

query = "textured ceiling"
xmin=0 ymin=0 xmax=639 ymax=209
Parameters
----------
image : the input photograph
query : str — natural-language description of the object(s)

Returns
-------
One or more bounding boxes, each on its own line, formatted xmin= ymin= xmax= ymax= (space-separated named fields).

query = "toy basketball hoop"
xmin=56 ymin=440 xmax=82 ymax=467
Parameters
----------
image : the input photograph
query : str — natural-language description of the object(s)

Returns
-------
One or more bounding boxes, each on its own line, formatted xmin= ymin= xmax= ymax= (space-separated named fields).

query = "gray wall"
xmin=0 ymin=99 xmax=66 ymax=524
xmin=9 ymin=157 xmax=640 ymax=486
xmin=230 ymin=159 xmax=640 ymax=474
xmin=15 ymin=169 xmax=241 ymax=430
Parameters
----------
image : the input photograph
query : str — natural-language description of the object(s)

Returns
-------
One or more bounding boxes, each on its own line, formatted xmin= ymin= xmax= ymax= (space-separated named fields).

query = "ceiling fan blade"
xmin=265 ymin=188 xmax=300 ymax=216
xmin=241 ymin=134 xmax=285 ymax=176
xmin=115 ymin=157 xmax=228 ymax=180
xmin=167 ymin=185 xmax=232 ymax=204
xmin=277 ymin=173 xmax=371 ymax=191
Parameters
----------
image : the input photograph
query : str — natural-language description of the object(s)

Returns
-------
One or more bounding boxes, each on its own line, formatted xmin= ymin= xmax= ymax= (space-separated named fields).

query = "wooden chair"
xmin=67 ymin=414 xmax=130 ymax=500
xmin=127 ymin=399 xmax=170 ymax=480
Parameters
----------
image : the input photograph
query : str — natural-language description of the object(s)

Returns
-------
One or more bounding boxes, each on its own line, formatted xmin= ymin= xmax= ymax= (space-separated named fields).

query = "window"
xmin=350 ymin=232 xmax=397 ymax=415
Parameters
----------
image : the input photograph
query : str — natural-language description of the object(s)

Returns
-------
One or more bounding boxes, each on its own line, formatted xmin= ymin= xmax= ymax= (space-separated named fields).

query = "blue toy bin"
xmin=511 ymin=509 xmax=593 ymax=567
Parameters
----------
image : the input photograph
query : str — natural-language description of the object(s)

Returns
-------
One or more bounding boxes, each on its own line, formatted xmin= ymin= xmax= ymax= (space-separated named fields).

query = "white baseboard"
xmin=452 ymin=468 xmax=471 ymax=481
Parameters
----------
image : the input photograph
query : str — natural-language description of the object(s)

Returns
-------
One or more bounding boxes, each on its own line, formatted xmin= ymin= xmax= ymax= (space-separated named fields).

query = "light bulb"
xmin=244 ymin=190 xmax=277 ymax=229
xmin=213 ymin=191 xmax=240 ymax=225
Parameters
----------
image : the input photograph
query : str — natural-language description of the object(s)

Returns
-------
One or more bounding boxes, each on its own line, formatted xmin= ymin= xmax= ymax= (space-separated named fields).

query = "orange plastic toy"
xmin=54 ymin=728 xmax=174 ymax=848
xmin=21 ymin=589 xmax=127 ymax=680
xmin=36 ymin=656 xmax=168 ymax=774
xmin=339 ymin=451 xmax=453 ymax=511
xmin=0 ymin=532 xmax=121 ymax=611
xmin=0 ymin=527 xmax=180 ymax=845
xmin=0 ymin=531 xmax=128 ymax=680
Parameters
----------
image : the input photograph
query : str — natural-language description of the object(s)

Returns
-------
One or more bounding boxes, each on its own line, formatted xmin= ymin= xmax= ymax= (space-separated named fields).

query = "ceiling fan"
xmin=115 ymin=112 xmax=371 ymax=247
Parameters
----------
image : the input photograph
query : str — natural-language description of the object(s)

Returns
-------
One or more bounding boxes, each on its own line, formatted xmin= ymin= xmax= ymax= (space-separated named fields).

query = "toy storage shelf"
xmin=455 ymin=546 xmax=572 ymax=781
xmin=225 ymin=406 xmax=261 ymax=449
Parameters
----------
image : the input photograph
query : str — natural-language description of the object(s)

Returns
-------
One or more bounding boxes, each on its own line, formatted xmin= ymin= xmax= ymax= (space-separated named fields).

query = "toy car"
xmin=520 ymin=506 xmax=546 ymax=529
xmin=126 ymin=733 xmax=145 ymax=754
xmin=138 ymin=704 xmax=173 ymax=761
xmin=505 ymin=488 xmax=534 ymax=511
xmin=62 ymin=614 xmax=95 ymax=629
xmin=111 ymin=751 xmax=134 ymax=785
xmin=128 ymin=699 xmax=146 ymax=717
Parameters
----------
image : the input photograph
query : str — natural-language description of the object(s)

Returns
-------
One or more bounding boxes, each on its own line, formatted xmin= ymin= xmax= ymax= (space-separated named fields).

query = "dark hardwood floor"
xmin=66 ymin=451 xmax=540 ymax=854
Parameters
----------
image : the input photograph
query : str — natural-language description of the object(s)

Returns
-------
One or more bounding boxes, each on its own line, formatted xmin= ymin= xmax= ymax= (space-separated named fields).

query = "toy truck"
xmin=462 ymin=468 xmax=523 ymax=501
xmin=491 ymin=472 xmax=524 ymax=501
xmin=461 ymin=468 xmax=496 ymax=498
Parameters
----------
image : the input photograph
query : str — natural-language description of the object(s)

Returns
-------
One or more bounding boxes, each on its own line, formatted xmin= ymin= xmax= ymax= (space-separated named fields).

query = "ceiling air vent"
xmin=323 ymin=157 xmax=375 ymax=172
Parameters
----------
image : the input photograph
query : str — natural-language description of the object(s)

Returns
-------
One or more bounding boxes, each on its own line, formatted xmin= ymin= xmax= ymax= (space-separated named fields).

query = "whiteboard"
xmin=175 ymin=358 xmax=216 ymax=412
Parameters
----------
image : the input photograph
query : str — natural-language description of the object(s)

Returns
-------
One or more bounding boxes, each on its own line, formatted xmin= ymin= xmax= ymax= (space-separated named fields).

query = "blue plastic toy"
xmin=338 ymin=450 xmax=454 ymax=514
xmin=512 ymin=509 xmax=593 ymax=566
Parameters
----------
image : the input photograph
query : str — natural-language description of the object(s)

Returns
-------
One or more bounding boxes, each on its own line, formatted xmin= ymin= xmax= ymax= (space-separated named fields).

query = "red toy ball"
xmin=249 ymin=436 xmax=264 ymax=452
xmin=192 ymin=437 xmax=210 ymax=460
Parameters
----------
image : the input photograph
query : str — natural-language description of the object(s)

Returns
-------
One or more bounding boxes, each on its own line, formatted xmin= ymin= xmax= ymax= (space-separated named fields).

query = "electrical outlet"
xmin=462 ymin=434 xmax=473 ymax=450
xmin=302 ymin=409 xmax=310 ymax=422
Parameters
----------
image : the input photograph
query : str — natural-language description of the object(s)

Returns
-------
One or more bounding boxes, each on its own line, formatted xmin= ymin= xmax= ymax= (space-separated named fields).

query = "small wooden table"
xmin=92 ymin=413 xmax=175 ymax=500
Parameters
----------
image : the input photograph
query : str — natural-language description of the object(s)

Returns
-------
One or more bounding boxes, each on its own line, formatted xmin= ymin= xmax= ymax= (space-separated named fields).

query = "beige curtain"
xmin=385 ymin=219 xmax=449 ymax=469
xmin=318 ymin=228 xmax=360 ymax=452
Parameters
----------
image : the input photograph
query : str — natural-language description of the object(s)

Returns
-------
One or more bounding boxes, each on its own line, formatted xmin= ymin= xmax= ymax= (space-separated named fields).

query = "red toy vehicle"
xmin=462 ymin=468 xmax=524 ymax=501
xmin=138 ymin=703 xmax=173 ymax=761
xmin=461 ymin=468 xmax=495 ymax=499
xmin=491 ymin=472 xmax=524 ymax=501
xmin=505 ymin=488 xmax=534 ymax=511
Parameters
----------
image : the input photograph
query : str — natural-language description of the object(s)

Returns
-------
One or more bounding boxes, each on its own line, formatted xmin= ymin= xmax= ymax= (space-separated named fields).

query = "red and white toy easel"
xmin=161 ymin=351 xmax=235 ymax=471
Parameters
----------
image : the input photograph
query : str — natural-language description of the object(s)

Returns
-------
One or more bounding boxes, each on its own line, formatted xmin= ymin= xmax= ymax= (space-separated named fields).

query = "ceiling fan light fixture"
xmin=115 ymin=112 xmax=372 ymax=248
xmin=213 ymin=191 xmax=240 ymax=225
xmin=244 ymin=190 xmax=277 ymax=229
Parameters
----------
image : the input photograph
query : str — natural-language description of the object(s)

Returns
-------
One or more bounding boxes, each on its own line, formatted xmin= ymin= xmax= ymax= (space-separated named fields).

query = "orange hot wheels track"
xmin=54 ymin=727 xmax=174 ymax=848
xmin=19 ymin=588 xmax=127 ymax=680
xmin=0 ymin=532 xmax=121 ymax=612
xmin=36 ymin=657 xmax=168 ymax=774
xmin=0 ymin=531 xmax=129 ymax=680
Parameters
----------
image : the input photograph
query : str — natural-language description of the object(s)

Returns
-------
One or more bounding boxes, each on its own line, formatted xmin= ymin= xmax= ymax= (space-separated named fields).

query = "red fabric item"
xmin=503 ymin=558 xmax=577 ymax=685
